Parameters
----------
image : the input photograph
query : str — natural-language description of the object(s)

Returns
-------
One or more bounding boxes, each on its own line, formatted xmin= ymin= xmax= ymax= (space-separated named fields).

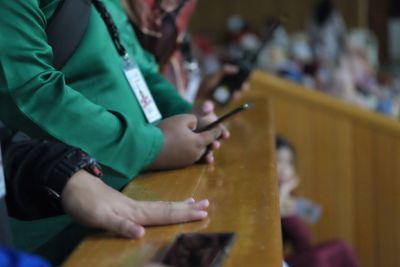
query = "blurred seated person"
xmin=276 ymin=136 xmax=359 ymax=267
xmin=123 ymin=0 xmax=249 ymax=103
xmin=307 ymin=0 xmax=347 ymax=64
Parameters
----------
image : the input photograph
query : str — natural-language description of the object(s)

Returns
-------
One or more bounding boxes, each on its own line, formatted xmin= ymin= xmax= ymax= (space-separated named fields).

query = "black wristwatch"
xmin=44 ymin=149 xmax=102 ymax=206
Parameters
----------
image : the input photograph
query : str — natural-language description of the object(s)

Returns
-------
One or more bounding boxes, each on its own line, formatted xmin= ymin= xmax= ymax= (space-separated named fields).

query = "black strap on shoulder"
xmin=45 ymin=0 xmax=92 ymax=70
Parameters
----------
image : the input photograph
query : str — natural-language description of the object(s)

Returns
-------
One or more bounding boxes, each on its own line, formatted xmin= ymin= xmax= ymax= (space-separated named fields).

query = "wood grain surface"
xmin=64 ymin=97 xmax=283 ymax=267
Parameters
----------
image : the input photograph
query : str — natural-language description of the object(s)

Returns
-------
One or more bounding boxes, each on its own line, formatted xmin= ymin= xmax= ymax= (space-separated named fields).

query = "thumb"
xmin=201 ymin=100 xmax=215 ymax=114
xmin=182 ymin=114 xmax=198 ymax=131
xmin=107 ymin=215 xmax=145 ymax=239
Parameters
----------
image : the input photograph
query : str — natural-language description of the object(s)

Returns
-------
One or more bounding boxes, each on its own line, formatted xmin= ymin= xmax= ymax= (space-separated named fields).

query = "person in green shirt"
xmin=0 ymin=0 xmax=226 ymax=263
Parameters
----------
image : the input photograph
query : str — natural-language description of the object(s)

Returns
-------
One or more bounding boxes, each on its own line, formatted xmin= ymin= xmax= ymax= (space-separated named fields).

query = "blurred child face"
xmin=276 ymin=146 xmax=295 ymax=184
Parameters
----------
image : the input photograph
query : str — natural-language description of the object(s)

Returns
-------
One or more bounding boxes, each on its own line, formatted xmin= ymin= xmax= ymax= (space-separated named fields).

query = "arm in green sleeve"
xmin=0 ymin=1 xmax=163 ymax=181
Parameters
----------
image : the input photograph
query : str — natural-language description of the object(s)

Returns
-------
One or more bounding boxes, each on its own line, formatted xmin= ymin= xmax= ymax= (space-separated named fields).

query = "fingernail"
xmin=185 ymin=198 xmax=196 ymax=203
xmin=197 ymin=199 xmax=210 ymax=207
xmin=202 ymin=101 xmax=214 ymax=113
xmin=129 ymin=226 xmax=145 ymax=239
xmin=195 ymin=211 xmax=208 ymax=218
xmin=214 ymin=142 xmax=221 ymax=149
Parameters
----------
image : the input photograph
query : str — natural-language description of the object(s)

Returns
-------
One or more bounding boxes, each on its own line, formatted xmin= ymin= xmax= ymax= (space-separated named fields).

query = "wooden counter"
xmin=64 ymin=97 xmax=283 ymax=267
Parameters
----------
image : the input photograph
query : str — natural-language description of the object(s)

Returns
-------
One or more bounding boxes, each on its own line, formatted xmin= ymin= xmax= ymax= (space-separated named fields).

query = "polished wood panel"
xmin=249 ymin=70 xmax=400 ymax=267
xmin=64 ymin=97 xmax=283 ymax=267
xmin=190 ymin=0 xmax=368 ymax=37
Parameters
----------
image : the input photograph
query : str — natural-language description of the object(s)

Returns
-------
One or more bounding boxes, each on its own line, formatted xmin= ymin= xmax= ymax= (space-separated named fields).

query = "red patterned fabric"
xmin=282 ymin=216 xmax=312 ymax=253
xmin=127 ymin=0 xmax=198 ymax=93
xmin=128 ymin=0 xmax=197 ymax=40
xmin=282 ymin=216 xmax=360 ymax=267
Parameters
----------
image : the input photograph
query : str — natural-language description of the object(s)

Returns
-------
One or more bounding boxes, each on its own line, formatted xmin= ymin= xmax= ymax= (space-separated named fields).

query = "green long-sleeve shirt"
xmin=0 ymin=0 xmax=191 ymax=187
xmin=0 ymin=0 xmax=191 ymax=260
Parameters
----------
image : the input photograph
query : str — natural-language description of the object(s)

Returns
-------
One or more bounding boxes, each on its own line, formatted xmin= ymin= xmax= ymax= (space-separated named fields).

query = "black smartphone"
xmin=160 ymin=232 xmax=236 ymax=267
xmin=195 ymin=102 xmax=254 ymax=133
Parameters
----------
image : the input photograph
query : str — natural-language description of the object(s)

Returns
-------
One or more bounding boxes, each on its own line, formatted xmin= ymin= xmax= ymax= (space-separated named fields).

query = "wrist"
xmin=44 ymin=149 xmax=102 ymax=210
xmin=61 ymin=170 xmax=103 ymax=204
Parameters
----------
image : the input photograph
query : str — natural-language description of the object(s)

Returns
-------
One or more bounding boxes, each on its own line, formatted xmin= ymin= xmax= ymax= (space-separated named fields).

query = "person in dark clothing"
xmin=0 ymin=122 xmax=210 ymax=241
xmin=276 ymin=135 xmax=360 ymax=267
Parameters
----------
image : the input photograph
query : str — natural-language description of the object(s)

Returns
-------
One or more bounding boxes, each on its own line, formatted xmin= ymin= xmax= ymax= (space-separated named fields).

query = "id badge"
xmin=0 ymin=144 xmax=5 ymax=198
xmin=123 ymin=60 xmax=162 ymax=123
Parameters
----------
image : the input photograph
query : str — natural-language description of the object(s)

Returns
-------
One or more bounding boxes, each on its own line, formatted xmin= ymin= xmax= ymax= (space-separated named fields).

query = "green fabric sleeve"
xmin=0 ymin=0 xmax=163 ymax=181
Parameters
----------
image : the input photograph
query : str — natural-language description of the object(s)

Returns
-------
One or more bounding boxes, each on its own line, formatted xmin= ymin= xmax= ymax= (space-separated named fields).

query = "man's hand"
xmin=192 ymin=101 xmax=230 ymax=163
xmin=148 ymin=114 xmax=222 ymax=170
xmin=62 ymin=170 xmax=210 ymax=239
xmin=197 ymin=65 xmax=250 ymax=101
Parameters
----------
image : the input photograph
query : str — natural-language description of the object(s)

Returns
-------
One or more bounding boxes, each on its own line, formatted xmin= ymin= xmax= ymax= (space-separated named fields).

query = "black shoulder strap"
xmin=44 ymin=0 xmax=92 ymax=70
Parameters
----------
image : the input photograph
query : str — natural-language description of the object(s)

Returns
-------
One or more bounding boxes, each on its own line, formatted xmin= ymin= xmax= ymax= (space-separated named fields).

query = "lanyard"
xmin=92 ymin=0 xmax=129 ymax=61
xmin=92 ymin=0 xmax=162 ymax=123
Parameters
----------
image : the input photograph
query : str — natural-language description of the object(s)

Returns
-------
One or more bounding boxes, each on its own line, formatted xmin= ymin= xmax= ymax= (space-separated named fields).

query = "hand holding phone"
xmin=294 ymin=197 xmax=322 ymax=224
xmin=195 ymin=102 xmax=254 ymax=133
xmin=211 ymin=63 xmax=252 ymax=105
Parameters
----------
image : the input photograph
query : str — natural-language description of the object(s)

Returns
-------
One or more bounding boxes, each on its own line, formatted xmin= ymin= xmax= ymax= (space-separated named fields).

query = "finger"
xmin=201 ymin=100 xmax=215 ymax=114
xmin=241 ymin=82 xmax=251 ymax=92
xmin=219 ymin=124 xmax=230 ymax=139
xmin=211 ymin=140 xmax=221 ymax=150
xmin=140 ymin=27 xmax=162 ymax=38
xmin=205 ymin=153 xmax=215 ymax=164
xmin=140 ymin=198 xmax=205 ymax=207
xmin=222 ymin=130 xmax=230 ymax=139
xmin=134 ymin=201 xmax=209 ymax=225
xmin=232 ymin=91 xmax=242 ymax=100
xmin=107 ymin=214 xmax=145 ymax=239
xmin=193 ymin=199 xmax=210 ymax=209
xmin=199 ymin=127 xmax=223 ymax=146
xmin=221 ymin=64 xmax=239 ymax=75
xmin=193 ymin=101 xmax=215 ymax=117
xmin=184 ymin=198 xmax=196 ymax=203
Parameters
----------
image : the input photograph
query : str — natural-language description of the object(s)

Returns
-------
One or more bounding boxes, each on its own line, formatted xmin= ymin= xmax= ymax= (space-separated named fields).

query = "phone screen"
xmin=195 ymin=102 xmax=254 ymax=133
xmin=160 ymin=232 xmax=236 ymax=267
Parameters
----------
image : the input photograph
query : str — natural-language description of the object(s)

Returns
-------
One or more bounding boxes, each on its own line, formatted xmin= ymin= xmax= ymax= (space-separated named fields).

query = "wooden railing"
xmin=250 ymin=70 xmax=400 ymax=267
xmin=64 ymin=97 xmax=283 ymax=267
